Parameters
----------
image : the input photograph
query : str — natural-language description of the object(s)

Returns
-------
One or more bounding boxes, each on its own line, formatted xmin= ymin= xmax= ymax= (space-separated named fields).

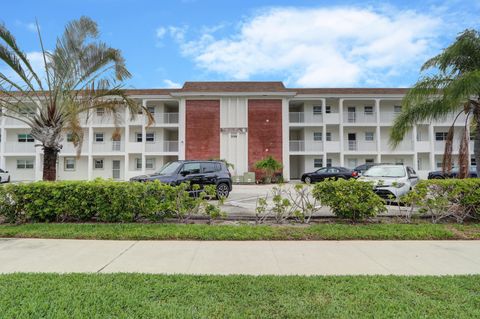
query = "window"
xmin=147 ymin=106 xmax=155 ymax=114
xmin=136 ymin=132 xmax=142 ymax=142
xmin=364 ymin=106 xmax=373 ymax=115
xmin=18 ymin=134 xmax=34 ymax=142
xmin=183 ymin=162 xmax=201 ymax=174
xmin=436 ymin=162 xmax=442 ymax=168
xmin=94 ymin=159 xmax=104 ymax=169
xmin=395 ymin=159 xmax=404 ymax=165
xmin=66 ymin=133 xmax=74 ymax=142
xmin=325 ymin=105 xmax=331 ymax=114
xmin=314 ymin=158 xmax=323 ymax=168
xmin=326 ymin=158 xmax=332 ymax=167
xmin=17 ymin=159 xmax=34 ymax=169
xmin=313 ymin=106 xmax=322 ymax=115
xmin=94 ymin=133 xmax=104 ymax=142
xmin=64 ymin=158 xmax=76 ymax=171
xmin=146 ymin=132 xmax=155 ymax=142
xmin=435 ymin=132 xmax=448 ymax=141
xmin=472 ymin=157 xmax=477 ymax=166
xmin=202 ymin=162 xmax=221 ymax=173
xmin=365 ymin=132 xmax=374 ymax=141
xmin=96 ymin=108 xmax=105 ymax=116
xmin=394 ymin=105 xmax=402 ymax=113
xmin=145 ymin=158 xmax=155 ymax=170
xmin=313 ymin=132 xmax=322 ymax=141
xmin=326 ymin=132 xmax=332 ymax=141
xmin=135 ymin=158 xmax=142 ymax=170
xmin=365 ymin=158 xmax=375 ymax=164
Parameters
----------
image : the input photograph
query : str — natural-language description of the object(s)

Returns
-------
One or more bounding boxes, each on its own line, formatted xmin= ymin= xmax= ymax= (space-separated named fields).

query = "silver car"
xmin=358 ymin=165 xmax=419 ymax=200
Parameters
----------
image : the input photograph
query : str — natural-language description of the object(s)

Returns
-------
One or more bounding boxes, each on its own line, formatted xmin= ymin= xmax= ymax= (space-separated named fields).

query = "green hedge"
xmin=402 ymin=178 xmax=480 ymax=223
xmin=0 ymin=180 xmax=181 ymax=223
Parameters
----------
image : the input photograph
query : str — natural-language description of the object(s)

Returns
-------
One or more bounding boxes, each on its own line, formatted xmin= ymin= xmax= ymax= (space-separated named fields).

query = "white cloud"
xmin=0 ymin=51 xmax=48 ymax=89
xmin=162 ymin=79 xmax=181 ymax=88
xmin=155 ymin=27 xmax=167 ymax=39
xmin=173 ymin=7 xmax=443 ymax=87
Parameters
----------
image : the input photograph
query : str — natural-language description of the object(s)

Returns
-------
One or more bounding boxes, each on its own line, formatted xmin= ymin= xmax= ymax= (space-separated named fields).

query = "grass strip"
xmin=0 ymin=273 xmax=478 ymax=318
xmin=0 ymin=222 xmax=479 ymax=240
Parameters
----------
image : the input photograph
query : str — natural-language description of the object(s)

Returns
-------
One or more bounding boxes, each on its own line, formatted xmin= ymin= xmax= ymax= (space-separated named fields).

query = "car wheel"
xmin=304 ymin=176 xmax=312 ymax=184
xmin=216 ymin=183 xmax=230 ymax=199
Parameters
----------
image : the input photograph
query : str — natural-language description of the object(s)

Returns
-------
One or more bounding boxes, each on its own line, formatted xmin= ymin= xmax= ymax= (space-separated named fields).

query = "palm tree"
xmin=0 ymin=17 xmax=152 ymax=180
xmin=390 ymin=29 xmax=480 ymax=178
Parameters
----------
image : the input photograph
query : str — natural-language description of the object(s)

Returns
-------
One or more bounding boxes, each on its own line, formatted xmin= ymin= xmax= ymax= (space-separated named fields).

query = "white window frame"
xmin=96 ymin=107 xmax=105 ymax=116
xmin=17 ymin=159 xmax=34 ymax=169
xmin=94 ymin=158 xmax=104 ymax=169
xmin=18 ymin=134 xmax=34 ymax=143
xmin=147 ymin=106 xmax=155 ymax=114
xmin=435 ymin=132 xmax=448 ymax=141
xmin=64 ymin=157 xmax=76 ymax=171
xmin=145 ymin=158 xmax=155 ymax=170
xmin=326 ymin=158 xmax=332 ymax=167
xmin=313 ymin=106 xmax=322 ymax=115
xmin=326 ymin=132 xmax=332 ymax=141
xmin=365 ymin=132 xmax=374 ymax=141
xmin=364 ymin=106 xmax=374 ymax=115
xmin=325 ymin=105 xmax=331 ymax=114
xmin=136 ymin=132 xmax=142 ymax=142
xmin=145 ymin=132 xmax=155 ymax=142
xmin=394 ymin=105 xmax=402 ymax=113
xmin=94 ymin=132 xmax=104 ymax=143
xmin=135 ymin=158 xmax=142 ymax=170
xmin=313 ymin=158 xmax=323 ymax=168
xmin=66 ymin=133 xmax=74 ymax=142
xmin=313 ymin=132 xmax=322 ymax=141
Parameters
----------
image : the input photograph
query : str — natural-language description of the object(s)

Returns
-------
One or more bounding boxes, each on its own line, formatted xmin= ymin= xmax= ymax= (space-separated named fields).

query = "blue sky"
xmin=2 ymin=0 xmax=479 ymax=89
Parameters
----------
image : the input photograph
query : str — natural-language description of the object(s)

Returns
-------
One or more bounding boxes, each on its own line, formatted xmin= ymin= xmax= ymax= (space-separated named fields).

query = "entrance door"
xmin=112 ymin=160 xmax=121 ymax=180
xmin=348 ymin=133 xmax=357 ymax=151
xmin=347 ymin=107 xmax=356 ymax=123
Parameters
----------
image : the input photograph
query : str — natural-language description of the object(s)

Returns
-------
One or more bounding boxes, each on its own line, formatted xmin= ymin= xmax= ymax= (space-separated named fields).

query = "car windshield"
xmin=155 ymin=161 xmax=182 ymax=176
xmin=363 ymin=166 xmax=405 ymax=178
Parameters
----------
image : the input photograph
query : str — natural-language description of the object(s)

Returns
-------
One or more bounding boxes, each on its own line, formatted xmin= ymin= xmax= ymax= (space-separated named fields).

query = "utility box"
xmin=233 ymin=175 xmax=244 ymax=184
xmin=243 ymin=172 xmax=256 ymax=184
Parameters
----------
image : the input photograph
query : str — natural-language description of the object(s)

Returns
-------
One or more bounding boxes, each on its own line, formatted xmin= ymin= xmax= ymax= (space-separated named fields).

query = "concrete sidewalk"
xmin=1 ymin=239 xmax=479 ymax=275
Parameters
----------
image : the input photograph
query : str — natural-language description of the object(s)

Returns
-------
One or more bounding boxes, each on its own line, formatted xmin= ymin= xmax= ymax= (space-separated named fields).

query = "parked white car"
xmin=357 ymin=165 xmax=419 ymax=200
xmin=0 ymin=168 xmax=10 ymax=183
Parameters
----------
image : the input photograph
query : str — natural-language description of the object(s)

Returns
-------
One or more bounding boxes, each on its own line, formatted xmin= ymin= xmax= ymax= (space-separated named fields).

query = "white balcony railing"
xmin=5 ymin=142 xmax=36 ymax=153
xmin=61 ymin=142 xmax=88 ymax=154
xmin=289 ymin=140 xmax=323 ymax=152
xmin=144 ymin=141 xmax=179 ymax=153
xmin=381 ymin=140 xmax=413 ymax=152
xmin=92 ymin=141 xmax=124 ymax=152
xmin=344 ymin=140 xmax=377 ymax=152
xmin=379 ymin=111 xmax=401 ymax=123
xmin=91 ymin=114 xmax=125 ymax=125
xmin=289 ymin=112 xmax=323 ymax=124
xmin=343 ymin=112 xmax=377 ymax=124
xmin=154 ymin=113 xmax=179 ymax=124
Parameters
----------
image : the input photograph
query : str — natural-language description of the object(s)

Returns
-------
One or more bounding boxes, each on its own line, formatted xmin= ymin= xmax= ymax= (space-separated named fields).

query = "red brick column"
xmin=248 ymin=99 xmax=283 ymax=175
xmin=185 ymin=100 xmax=220 ymax=160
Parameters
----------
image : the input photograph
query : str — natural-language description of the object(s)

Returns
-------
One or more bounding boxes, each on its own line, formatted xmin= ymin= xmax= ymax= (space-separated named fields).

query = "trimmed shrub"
xmin=0 ymin=180 xmax=221 ymax=224
xmin=312 ymin=178 xmax=386 ymax=221
xmin=402 ymin=179 xmax=480 ymax=223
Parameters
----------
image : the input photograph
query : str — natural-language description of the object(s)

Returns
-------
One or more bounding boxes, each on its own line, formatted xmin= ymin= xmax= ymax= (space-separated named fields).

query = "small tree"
xmin=254 ymin=156 xmax=283 ymax=184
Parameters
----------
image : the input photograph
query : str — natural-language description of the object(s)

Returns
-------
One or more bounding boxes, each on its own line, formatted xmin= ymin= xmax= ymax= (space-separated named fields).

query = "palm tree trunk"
xmin=43 ymin=147 xmax=58 ymax=181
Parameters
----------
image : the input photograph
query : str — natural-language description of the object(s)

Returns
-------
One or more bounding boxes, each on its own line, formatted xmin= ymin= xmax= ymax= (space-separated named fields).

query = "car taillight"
xmin=352 ymin=171 xmax=358 ymax=177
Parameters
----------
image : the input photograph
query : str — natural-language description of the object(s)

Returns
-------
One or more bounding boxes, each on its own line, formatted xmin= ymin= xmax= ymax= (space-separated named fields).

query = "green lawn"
xmin=0 ymin=222 xmax=479 ymax=240
xmin=0 ymin=274 xmax=478 ymax=318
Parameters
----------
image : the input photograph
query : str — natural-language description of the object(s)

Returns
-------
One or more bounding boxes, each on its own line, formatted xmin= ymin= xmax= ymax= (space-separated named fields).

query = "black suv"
xmin=130 ymin=160 xmax=232 ymax=198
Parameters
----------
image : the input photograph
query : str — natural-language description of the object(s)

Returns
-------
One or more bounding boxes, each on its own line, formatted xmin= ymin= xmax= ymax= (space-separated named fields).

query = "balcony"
xmin=60 ymin=142 xmax=88 ymax=154
xmin=92 ymin=141 xmax=124 ymax=152
xmin=154 ymin=113 xmax=179 ymax=125
xmin=323 ymin=112 xmax=340 ymax=124
xmin=289 ymin=112 xmax=322 ymax=124
xmin=379 ymin=111 xmax=401 ymax=124
xmin=289 ymin=140 xmax=323 ymax=152
xmin=5 ymin=142 xmax=36 ymax=153
xmin=381 ymin=140 xmax=413 ymax=152
xmin=343 ymin=111 xmax=376 ymax=124
xmin=91 ymin=114 xmax=125 ymax=125
xmin=145 ymin=141 xmax=179 ymax=153
xmin=344 ymin=140 xmax=377 ymax=152
xmin=324 ymin=141 xmax=341 ymax=152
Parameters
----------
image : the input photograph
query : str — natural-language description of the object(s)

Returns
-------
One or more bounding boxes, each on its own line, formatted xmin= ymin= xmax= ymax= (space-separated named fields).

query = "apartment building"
xmin=0 ymin=82 xmax=474 ymax=181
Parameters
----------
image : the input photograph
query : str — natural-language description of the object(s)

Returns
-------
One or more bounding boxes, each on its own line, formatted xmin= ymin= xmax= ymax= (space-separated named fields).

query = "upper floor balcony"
xmin=92 ymin=141 xmax=124 ymax=153
xmin=344 ymin=140 xmax=377 ymax=152
xmin=289 ymin=140 xmax=323 ymax=153
xmin=145 ymin=140 xmax=179 ymax=153
xmin=381 ymin=140 xmax=414 ymax=152
xmin=343 ymin=111 xmax=377 ymax=124
xmin=289 ymin=112 xmax=322 ymax=125
xmin=5 ymin=142 xmax=36 ymax=153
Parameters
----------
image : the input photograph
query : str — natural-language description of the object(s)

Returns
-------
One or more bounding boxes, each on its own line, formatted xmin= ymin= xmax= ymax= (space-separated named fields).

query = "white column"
xmin=375 ymin=99 xmax=381 ymax=154
xmin=178 ymin=98 xmax=186 ymax=160
xmin=124 ymin=106 xmax=130 ymax=180
xmin=87 ymin=126 xmax=93 ymax=180
xmin=412 ymin=125 xmax=418 ymax=170
xmin=282 ymin=97 xmax=290 ymax=181
xmin=321 ymin=98 xmax=327 ymax=167
xmin=429 ymin=124 xmax=435 ymax=170
xmin=339 ymin=98 xmax=344 ymax=166
xmin=141 ymin=100 xmax=147 ymax=175
xmin=0 ymin=127 xmax=5 ymax=169
xmin=34 ymin=146 xmax=42 ymax=181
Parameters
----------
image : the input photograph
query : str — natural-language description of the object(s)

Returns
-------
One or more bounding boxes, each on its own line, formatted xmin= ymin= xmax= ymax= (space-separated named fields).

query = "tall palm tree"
xmin=390 ymin=29 xmax=480 ymax=178
xmin=0 ymin=17 xmax=152 ymax=180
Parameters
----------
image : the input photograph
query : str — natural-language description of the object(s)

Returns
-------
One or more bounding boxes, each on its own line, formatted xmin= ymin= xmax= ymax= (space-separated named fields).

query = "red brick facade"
xmin=185 ymin=100 xmax=220 ymax=160
xmin=248 ymin=99 xmax=283 ymax=173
